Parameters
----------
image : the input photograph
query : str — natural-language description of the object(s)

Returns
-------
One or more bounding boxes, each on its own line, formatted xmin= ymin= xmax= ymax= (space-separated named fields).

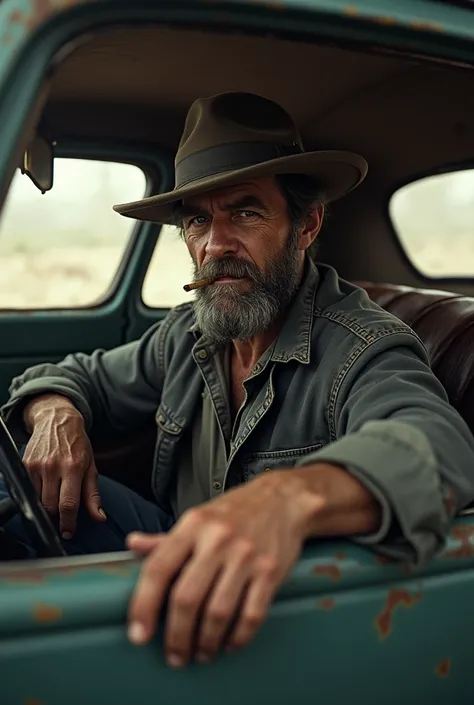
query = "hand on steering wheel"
xmin=0 ymin=416 xmax=65 ymax=558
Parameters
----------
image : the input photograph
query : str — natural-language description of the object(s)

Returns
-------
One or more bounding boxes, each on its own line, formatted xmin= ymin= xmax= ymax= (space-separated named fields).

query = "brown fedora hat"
xmin=113 ymin=92 xmax=368 ymax=224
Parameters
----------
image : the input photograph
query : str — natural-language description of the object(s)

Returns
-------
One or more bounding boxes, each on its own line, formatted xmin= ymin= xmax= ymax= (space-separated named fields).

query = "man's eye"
xmin=238 ymin=210 xmax=258 ymax=218
xmin=189 ymin=215 xmax=208 ymax=226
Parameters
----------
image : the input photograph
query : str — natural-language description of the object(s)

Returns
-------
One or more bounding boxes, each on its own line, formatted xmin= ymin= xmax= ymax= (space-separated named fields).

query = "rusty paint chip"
xmin=312 ymin=564 xmax=341 ymax=581
xmin=32 ymin=603 xmax=63 ymax=624
xmin=318 ymin=597 xmax=335 ymax=611
xmin=372 ymin=15 xmax=397 ymax=26
xmin=375 ymin=589 xmax=422 ymax=641
xmin=334 ymin=552 xmax=347 ymax=560
xmin=24 ymin=698 xmax=44 ymax=705
xmin=409 ymin=20 xmax=444 ymax=33
xmin=443 ymin=525 xmax=474 ymax=559
xmin=435 ymin=658 xmax=451 ymax=678
xmin=343 ymin=5 xmax=359 ymax=16
xmin=5 ymin=571 xmax=45 ymax=585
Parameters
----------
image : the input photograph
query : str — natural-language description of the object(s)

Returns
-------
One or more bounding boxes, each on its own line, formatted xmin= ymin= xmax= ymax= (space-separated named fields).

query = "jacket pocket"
xmin=242 ymin=443 xmax=324 ymax=481
xmin=152 ymin=404 xmax=184 ymax=505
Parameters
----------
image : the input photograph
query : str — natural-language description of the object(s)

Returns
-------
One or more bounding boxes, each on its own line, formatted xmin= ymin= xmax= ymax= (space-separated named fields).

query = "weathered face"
xmin=180 ymin=176 xmax=313 ymax=344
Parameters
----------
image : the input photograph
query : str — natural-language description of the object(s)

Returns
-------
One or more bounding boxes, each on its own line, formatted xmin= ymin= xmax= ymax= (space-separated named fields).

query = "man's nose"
xmin=204 ymin=220 xmax=239 ymax=259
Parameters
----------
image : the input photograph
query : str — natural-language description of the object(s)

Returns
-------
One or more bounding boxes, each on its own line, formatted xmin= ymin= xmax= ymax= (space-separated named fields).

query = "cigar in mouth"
xmin=183 ymin=278 xmax=215 ymax=292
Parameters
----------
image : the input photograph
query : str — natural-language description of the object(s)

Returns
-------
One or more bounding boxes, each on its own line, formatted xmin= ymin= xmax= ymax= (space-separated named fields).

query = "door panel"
xmin=2 ymin=530 xmax=474 ymax=705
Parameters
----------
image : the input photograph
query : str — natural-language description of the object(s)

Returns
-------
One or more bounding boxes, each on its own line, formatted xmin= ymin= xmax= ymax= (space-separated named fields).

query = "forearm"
xmin=268 ymin=463 xmax=382 ymax=540
xmin=23 ymin=393 xmax=84 ymax=433
xmin=2 ymin=321 xmax=164 ymax=440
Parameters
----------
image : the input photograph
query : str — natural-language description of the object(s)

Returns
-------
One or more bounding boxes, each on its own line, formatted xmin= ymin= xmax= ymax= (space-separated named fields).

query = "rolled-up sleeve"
xmin=1 ymin=321 xmax=164 ymax=443
xmin=296 ymin=334 xmax=474 ymax=564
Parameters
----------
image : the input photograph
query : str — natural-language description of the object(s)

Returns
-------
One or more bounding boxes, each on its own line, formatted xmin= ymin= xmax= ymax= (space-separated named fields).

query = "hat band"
xmin=175 ymin=140 xmax=302 ymax=189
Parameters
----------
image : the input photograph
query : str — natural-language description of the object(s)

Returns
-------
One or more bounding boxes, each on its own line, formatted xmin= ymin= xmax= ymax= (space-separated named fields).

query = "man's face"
xmin=180 ymin=177 xmax=303 ymax=344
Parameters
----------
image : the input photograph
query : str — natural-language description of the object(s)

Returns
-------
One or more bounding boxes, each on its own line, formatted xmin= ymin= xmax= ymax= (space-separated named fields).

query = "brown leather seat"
xmin=356 ymin=281 xmax=474 ymax=437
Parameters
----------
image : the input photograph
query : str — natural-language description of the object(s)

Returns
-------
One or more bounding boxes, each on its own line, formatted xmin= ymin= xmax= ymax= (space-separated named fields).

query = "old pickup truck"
xmin=1 ymin=0 xmax=474 ymax=703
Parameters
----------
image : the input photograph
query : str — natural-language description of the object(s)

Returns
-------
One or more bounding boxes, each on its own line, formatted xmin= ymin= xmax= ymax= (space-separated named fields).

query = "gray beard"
xmin=193 ymin=228 xmax=300 ymax=344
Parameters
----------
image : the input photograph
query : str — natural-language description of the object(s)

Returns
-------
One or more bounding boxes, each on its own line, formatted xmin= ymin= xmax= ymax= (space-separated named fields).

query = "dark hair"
xmin=275 ymin=173 xmax=326 ymax=228
xmin=276 ymin=173 xmax=326 ymax=259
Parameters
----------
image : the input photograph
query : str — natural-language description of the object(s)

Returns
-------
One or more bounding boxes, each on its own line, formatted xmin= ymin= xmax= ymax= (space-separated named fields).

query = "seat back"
xmin=356 ymin=281 xmax=474 ymax=436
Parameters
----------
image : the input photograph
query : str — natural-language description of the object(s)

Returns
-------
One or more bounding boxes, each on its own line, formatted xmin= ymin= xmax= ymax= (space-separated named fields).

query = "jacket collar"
xmin=188 ymin=255 xmax=319 ymax=364
xmin=270 ymin=256 xmax=318 ymax=364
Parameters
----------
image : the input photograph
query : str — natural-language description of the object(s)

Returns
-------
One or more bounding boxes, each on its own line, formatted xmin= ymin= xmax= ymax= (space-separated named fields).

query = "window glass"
xmin=0 ymin=159 xmax=146 ymax=308
xmin=390 ymin=169 xmax=474 ymax=278
xmin=142 ymin=225 xmax=195 ymax=308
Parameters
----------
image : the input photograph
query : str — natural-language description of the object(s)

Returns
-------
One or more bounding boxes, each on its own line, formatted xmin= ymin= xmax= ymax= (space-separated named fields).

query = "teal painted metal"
xmin=1 ymin=1 xmax=474 ymax=703
xmin=1 ymin=519 xmax=474 ymax=703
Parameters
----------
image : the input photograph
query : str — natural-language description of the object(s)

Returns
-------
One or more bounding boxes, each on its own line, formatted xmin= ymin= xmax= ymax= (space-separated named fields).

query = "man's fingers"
xmin=163 ymin=548 xmax=222 ymax=667
xmin=195 ymin=542 xmax=253 ymax=661
xmin=227 ymin=558 xmax=278 ymax=650
xmin=41 ymin=474 xmax=60 ymax=517
xmin=127 ymin=532 xmax=165 ymax=554
xmin=58 ymin=474 xmax=82 ymax=539
xmin=128 ymin=535 xmax=193 ymax=649
xmin=82 ymin=462 xmax=105 ymax=522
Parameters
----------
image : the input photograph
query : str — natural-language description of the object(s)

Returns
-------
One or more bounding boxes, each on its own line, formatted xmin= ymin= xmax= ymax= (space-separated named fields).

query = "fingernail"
xmin=167 ymin=653 xmax=185 ymax=669
xmin=195 ymin=652 xmax=211 ymax=664
xmin=99 ymin=508 xmax=107 ymax=520
xmin=62 ymin=531 xmax=73 ymax=540
xmin=128 ymin=622 xmax=147 ymax=645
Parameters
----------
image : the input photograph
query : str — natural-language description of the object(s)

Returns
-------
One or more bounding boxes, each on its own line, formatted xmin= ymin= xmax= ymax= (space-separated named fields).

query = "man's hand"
xmin=126 ymin=468 xmax=324 ymax=667
xmin=23 ymin=393 xmax=106 ymax=538
xmin=126 ymin=463 xmax=380 ymax=667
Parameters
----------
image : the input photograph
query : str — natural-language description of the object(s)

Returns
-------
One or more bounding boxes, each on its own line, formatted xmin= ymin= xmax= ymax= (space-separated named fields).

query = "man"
xmin=2 ymin=91 xmax=474 ymax=668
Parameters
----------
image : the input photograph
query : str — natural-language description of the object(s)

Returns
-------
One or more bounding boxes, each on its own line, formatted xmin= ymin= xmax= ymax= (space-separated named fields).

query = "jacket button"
xmin=157 ymin=414 xmax=165 ymax=424
xmin=264 ymin=467 xmax=271 ymax=472
xmin=213 ymin=481 xmax=222 ymax=490
xmin=198 ymin=349 xmax=208 ymax=360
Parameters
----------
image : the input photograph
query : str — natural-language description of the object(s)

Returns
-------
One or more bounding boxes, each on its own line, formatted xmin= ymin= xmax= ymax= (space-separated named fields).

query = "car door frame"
xmin=0 ymin=136 xmax=174 ymax=402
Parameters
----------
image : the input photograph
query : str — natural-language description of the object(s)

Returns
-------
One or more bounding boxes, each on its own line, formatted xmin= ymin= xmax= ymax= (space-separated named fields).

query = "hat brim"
xmin=113 ymin=150 xmax=368 ymax=225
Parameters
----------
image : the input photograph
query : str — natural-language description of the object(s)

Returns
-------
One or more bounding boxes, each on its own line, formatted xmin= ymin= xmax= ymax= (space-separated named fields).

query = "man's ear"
xmin=298 ymin=204 xmax=324 ymax=252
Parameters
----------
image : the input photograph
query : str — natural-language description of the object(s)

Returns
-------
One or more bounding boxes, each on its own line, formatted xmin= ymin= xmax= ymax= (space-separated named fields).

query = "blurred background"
xmin=0 ymin=158 xmax=472 ymax=311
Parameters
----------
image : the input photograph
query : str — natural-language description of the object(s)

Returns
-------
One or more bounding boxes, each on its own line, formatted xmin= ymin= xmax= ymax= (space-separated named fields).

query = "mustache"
xmin=196 ymin=257 xmax=261 ymax=282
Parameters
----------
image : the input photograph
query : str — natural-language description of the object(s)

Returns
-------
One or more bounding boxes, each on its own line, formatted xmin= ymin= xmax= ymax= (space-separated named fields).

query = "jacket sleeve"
xmin=1 ymin=321 xmax=164 ymax=443
xmin=296 ymin=332 xmax=474 ymax=565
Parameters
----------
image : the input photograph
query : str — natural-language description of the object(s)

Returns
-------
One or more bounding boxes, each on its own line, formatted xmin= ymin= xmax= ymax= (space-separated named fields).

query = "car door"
xmin=0 ymin=139 xmax=175 ymax=404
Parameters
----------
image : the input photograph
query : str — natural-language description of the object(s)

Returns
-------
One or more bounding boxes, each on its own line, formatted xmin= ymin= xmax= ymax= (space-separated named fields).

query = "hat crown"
xmin=176 ymin=92 xmax=304 ymax=167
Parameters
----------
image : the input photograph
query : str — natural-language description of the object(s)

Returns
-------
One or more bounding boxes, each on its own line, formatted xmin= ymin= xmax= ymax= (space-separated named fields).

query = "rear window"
xmin=389 ymin=168 xmax=474 ymax=278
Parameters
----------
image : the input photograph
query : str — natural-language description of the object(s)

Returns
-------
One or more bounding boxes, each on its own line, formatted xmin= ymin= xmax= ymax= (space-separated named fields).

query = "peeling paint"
xmin=371 ymin=15 xmax=397 ymax=26
xmin=3 ymin=0 xmax=95 ymax=41
xmin=375 ymin=589 xmax=422 ymax=641
xmin=318 ymin=597 xmax=335 ymax=611
xmin=32 ymin=603 xmax=63 ymax=623
xmin=343 ymin=5 xmax=359 ymax=17
xmin=442 ymin=525 xmax=474 ymax=558
xmin=435 ymin=658 xmax=451 ymax=678
xmin=312 ymin=564 xmax=341 ymax=581
xmin=409 ymin=19 xmax=444 ymax=33
xmin=5 ymin=570 xmax=45 ymax=585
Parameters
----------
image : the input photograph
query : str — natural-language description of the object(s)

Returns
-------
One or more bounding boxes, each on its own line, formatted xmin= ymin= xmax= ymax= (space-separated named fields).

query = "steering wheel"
xmin=0 ymin=416 xmax=65 ymax=558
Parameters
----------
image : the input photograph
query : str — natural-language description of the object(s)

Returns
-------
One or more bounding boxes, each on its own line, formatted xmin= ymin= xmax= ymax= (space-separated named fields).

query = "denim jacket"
xmin=4 ymin=258 xmax=474 ymax=564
